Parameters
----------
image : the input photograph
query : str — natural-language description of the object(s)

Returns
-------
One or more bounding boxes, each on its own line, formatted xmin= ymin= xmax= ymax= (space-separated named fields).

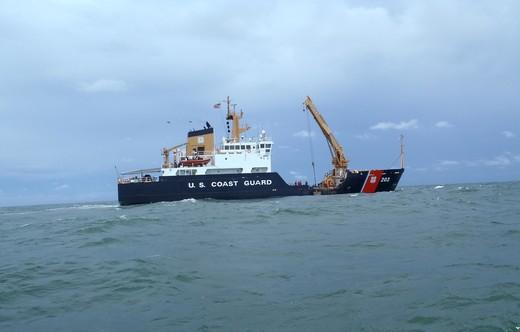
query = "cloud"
xmin=439 ymin=160 xmax=459 ymax=166
xmin=408 ymin=166 xmax=428 ymax=172
xmin=435 ymin=121 xmax=454 ymax=128
xmin=355 ymin=133 xmax=377 ymax=140
xmin=54 ymin=184 xmax=70 ymax=190
xmin=289 ymin=171 xmax=307 ymax=181
xmin=370 ymin=119 xmax=418 ymax=131
xmin=433 ymin=160 xmax=460 ymax=171
xmin=79 ymin=79 xmax=128 ymax=93
xmin=483 ymin=155 xmax=512 ymax=167
xmin=435 ymin=152 xmax=520 ymax=169
xmin=502 ymin=130 xmax=516 ymax=138
xmin=293 ymin=130 xmax=315 ymax=138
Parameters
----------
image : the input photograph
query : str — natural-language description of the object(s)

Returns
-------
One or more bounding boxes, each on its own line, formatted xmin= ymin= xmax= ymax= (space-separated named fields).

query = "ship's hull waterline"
xmin=118 ymin=169 xmax=404 ymax=205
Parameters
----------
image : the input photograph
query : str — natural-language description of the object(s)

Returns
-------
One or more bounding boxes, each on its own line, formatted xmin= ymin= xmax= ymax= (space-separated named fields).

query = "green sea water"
xmin=1 ymin=182 xmax=519 ymax=331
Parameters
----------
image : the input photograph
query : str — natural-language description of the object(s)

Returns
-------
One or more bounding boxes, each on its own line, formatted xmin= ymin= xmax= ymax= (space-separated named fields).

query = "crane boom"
xmin=162 ymin=143 xmax=187 ymax=168
xmin=304 ymin=96 xmax=349 ymax=184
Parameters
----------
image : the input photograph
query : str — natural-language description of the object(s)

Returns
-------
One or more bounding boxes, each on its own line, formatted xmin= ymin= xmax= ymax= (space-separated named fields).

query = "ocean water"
xmin=1 ymin=182 xmax=519 ymax=332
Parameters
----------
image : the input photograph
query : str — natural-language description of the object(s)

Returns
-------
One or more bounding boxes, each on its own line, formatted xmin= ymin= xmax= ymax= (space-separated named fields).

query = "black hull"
xmin=336 ymin=168 xmax=404 ymax=194
xmin=118 ymin=172 xmax=310 ymax=205
xmin=117 ymin=169 xmax=404 ymax=205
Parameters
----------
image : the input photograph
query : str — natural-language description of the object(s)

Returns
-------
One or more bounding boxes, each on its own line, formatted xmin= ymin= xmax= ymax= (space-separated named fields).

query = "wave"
xmin=455 ymin=186 xmax=479 ymax=192
xmin=180 ymin=198 xmax=197 ymax=203
xmin=46 ymin=204 xmax=119 ymax=211
xmin=80 ymin=237 xmax=121 ymax=248
xmin=273 ymin=207 xmax=321 ymax=216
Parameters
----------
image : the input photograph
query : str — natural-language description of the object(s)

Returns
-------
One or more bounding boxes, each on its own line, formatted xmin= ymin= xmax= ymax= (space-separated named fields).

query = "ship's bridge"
xmin=218 ymin=137 xmax=273 ymax=154
xmin=212 ymin=133 xmax=272 ymax=173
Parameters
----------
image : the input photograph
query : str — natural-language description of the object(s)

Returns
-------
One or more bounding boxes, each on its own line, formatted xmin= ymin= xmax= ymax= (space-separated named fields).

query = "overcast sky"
xmin=1 ymin=0 xmax=519 ymax=206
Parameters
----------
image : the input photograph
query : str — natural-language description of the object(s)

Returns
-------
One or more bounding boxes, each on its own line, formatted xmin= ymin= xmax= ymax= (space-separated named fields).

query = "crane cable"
xmin=303 ymin=104 xmax=317 ymax=186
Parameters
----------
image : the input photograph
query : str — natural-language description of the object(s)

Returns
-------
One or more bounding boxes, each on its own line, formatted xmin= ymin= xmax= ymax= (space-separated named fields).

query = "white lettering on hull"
xmin=243 ymin=179 xmax=272 ymax=186
xmin=188 ymin=179 xmax=272 ymax=189
xmin=211 ymin=181 xmax=239 ymax=188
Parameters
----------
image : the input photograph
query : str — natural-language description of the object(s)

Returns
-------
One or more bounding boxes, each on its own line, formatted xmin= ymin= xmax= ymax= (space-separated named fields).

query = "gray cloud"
xmin=293 ymin=130 xmax=315 ymax=138
xmin=79 ymin=79 xmax=128 ymax=93
xmin=370 ymin=120 xmax=418 ymax=130
xmin=435 ymin=121 xmax=454 ymax=128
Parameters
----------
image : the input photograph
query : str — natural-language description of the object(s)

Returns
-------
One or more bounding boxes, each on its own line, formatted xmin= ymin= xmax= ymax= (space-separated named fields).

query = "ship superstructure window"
xmin=241 ymin=145 xmax=245 ymax=150
xmin=266 ymin=144 xmax=272 ymax=148
xmin=176 ymin=169 xmax=197 ymax=176
xmin=206 ymin=168 xmax=243 ymax=174
xmin=224 ymin=146 xmax=229 ymax=150
xmin=260 ymin=144 xmax=265 ymax=148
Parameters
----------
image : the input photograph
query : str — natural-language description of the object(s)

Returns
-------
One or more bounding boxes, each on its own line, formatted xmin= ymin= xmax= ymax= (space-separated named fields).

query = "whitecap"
xmin=47 ymin=204 xmax=119 ymax=211
xmin=76 ymin=204 xmax=119 ymax=210
xmin=180 ymin=198 xmax=197 ymax=203
xmin=0 ymin=211 xmax=32 ymax=216
xmin=434 ymin=185 xmax=444 ymax=189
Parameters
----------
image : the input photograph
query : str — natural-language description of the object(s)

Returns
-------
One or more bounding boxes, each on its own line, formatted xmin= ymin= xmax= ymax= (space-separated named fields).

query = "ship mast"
xmin=225 ymin=96 xmax=250 ymax=141
xmin=400 ymin=134 xmax=405 ymax=169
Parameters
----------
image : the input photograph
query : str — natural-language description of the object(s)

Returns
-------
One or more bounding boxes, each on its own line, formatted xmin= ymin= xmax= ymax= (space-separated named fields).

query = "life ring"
xmin=325 ymin=178 xmax=334 ymax=188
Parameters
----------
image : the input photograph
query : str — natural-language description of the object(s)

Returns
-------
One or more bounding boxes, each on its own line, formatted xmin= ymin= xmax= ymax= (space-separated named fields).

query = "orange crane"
xmin=162 ymin=143 xmax=187 ymax=168
xmin=303 ymin=96 xmax=349 ymax=188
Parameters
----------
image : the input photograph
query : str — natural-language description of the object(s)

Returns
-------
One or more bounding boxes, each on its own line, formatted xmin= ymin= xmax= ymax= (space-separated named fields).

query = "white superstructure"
xmin=161 ymin=133 xmax=273 ymax=176
xmin=158 ymin=97 xmax=274 ymax=177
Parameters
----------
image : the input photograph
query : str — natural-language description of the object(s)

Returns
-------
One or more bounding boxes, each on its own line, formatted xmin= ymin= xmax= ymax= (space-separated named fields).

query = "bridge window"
xmin=241 ymin=145 xmax=245 ymax=150
xmin=224 ymin=145 xmax=229 ymax=150
xmin=260 ymin=144 xmax=265 ymax=148
xmin=266 ymin=144 xmax=272 ymax=148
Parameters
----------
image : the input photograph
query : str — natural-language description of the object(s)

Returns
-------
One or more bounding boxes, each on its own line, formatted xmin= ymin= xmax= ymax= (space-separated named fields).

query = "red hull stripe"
xmin=361 ymin=170 xmax=384 ymax=193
